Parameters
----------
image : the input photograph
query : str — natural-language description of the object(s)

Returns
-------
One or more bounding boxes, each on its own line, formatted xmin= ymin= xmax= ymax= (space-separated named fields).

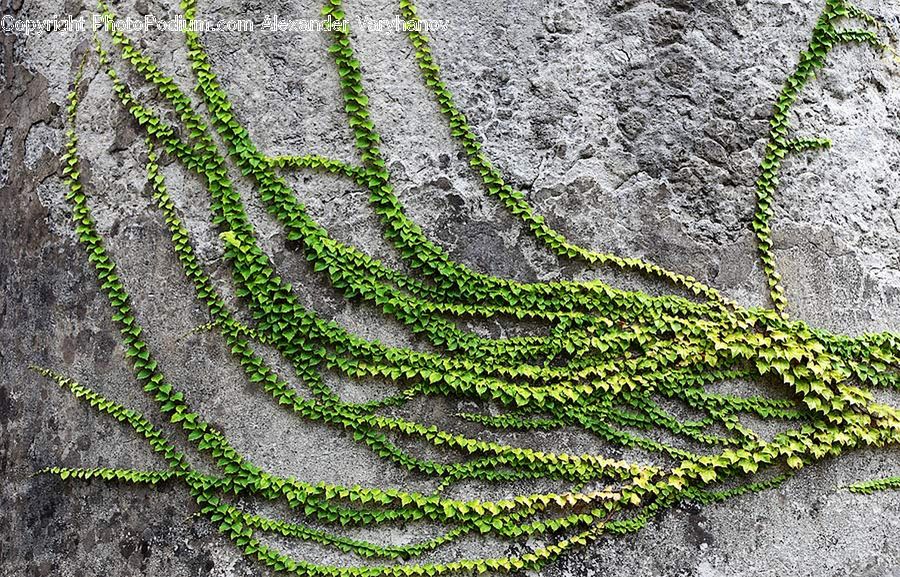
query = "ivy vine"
xmin=36 ymin=0 xmax=900 ymax=574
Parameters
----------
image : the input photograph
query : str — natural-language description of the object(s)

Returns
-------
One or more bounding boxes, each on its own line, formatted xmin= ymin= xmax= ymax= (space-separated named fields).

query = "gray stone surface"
xmin=4 ymin=0 xmax=900 ymax=575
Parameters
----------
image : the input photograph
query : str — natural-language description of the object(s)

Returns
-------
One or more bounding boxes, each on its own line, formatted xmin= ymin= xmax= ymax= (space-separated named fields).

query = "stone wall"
xmin=3 ymin=0 xmax=900 ymax=575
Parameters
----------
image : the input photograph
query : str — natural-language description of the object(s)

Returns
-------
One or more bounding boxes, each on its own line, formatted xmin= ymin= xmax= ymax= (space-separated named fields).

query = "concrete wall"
xmin=3 ymin=0 xmax=900 ymax=575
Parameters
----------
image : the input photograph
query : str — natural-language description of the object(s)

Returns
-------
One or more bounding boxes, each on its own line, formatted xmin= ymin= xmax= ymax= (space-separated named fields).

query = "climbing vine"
xmin=36 ymin=0 xmax=900 ymax=573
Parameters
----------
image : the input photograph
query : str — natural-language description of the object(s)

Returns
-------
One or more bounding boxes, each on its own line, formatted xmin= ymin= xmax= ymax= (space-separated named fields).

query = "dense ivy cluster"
xmin=38 ymin=0 xmax=900 ymax=573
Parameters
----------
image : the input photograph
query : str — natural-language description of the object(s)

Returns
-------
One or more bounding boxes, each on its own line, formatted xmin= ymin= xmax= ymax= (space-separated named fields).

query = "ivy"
xmin=847 ymin=476 xmax=900 ymax=495
xmin=36 ymin=1 xmax=900 ymax=575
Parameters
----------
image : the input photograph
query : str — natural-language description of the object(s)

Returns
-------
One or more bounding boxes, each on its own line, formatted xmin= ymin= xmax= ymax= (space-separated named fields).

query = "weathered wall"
xmin=4 ymin=0 xmax=900 ymax=575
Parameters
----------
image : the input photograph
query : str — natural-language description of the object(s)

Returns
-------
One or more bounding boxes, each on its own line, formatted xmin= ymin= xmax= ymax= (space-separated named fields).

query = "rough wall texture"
xmin=3 ymin=0 xmax=900 ymax=575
